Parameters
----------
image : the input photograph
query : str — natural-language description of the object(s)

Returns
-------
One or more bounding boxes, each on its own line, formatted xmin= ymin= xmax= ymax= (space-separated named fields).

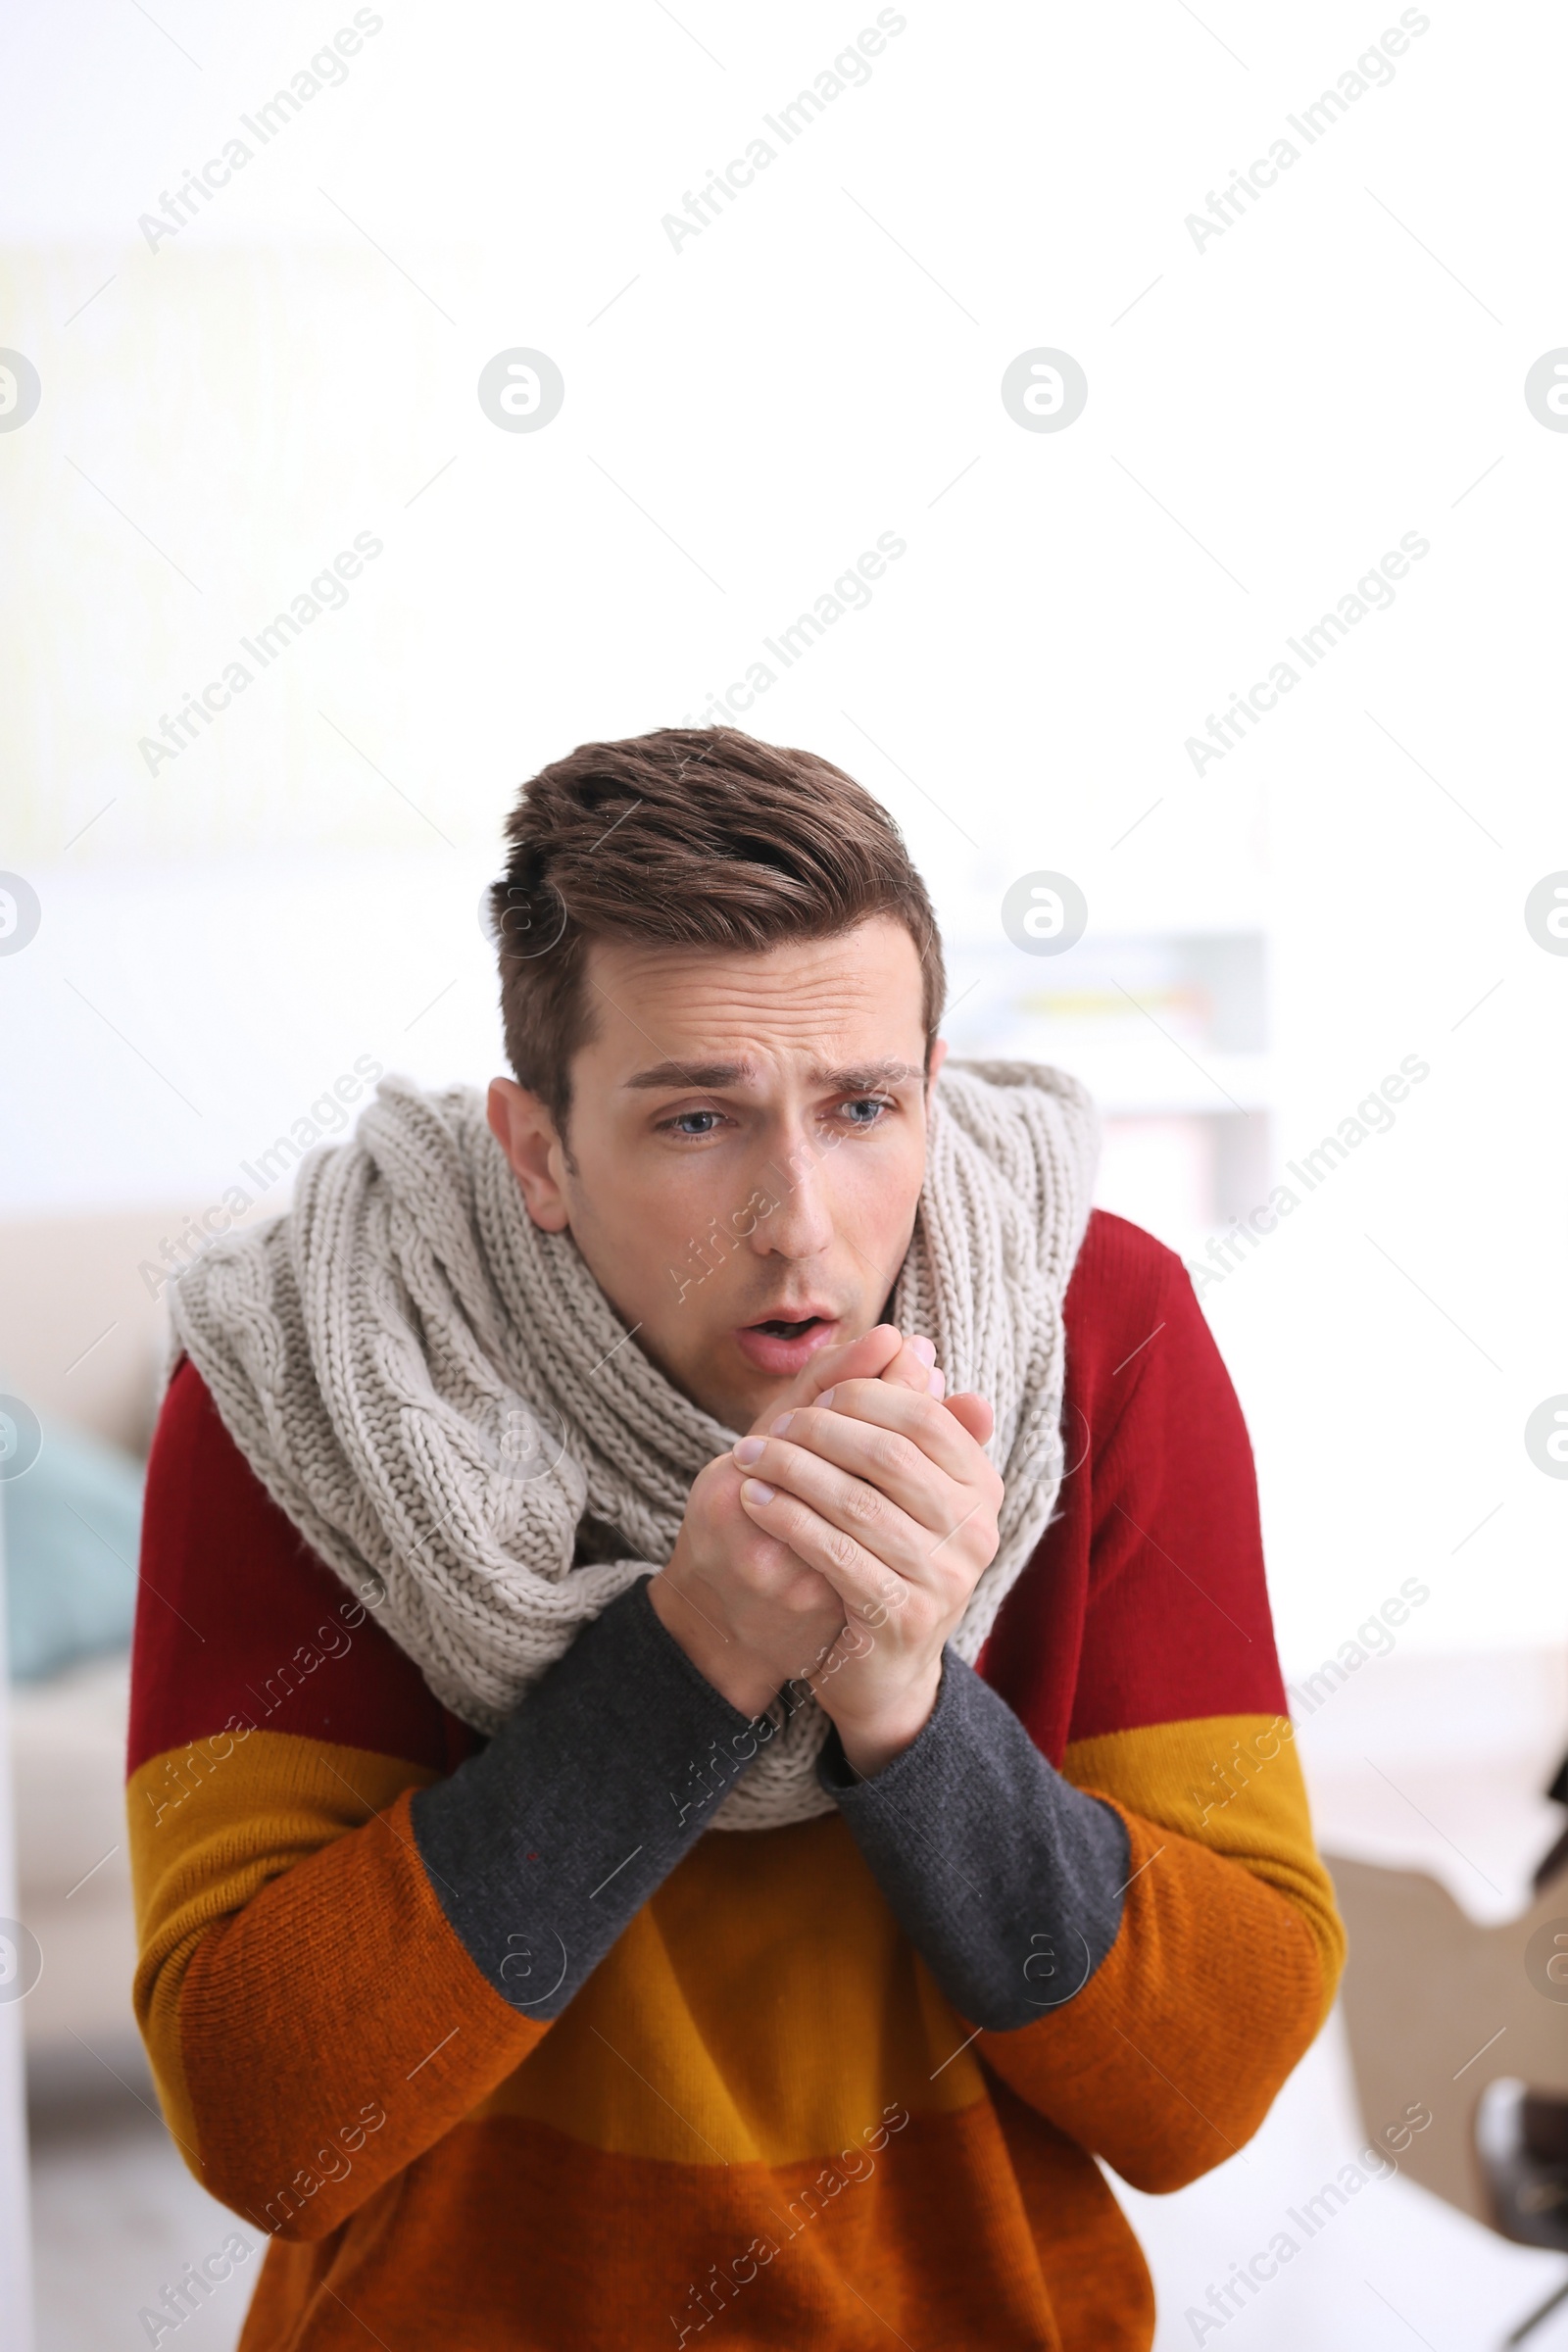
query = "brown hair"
xmin=492 ymin=725 xmax=945 ymax=1130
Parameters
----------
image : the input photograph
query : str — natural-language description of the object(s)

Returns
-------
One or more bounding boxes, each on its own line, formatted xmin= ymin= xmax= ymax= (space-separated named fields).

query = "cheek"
xmin=564 ymin=1144 xmax=739 ymax=1330
xmin=831 ymin=1129 xmax=926 ymax=1244
xmin=569 ymin=1126 xmax=677 ymax=1233
xmin=590 ymin=1156 xmax=728 ymax=1267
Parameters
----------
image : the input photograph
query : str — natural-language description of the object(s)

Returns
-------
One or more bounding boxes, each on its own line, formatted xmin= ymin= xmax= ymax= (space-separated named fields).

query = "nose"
xmin=749 ymin=1130 xmax=835 ymax=1262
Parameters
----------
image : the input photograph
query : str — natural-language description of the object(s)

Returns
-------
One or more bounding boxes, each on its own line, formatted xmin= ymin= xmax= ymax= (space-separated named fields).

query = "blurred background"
xmin=2 ymin=0 xmax=1566 ymax=2344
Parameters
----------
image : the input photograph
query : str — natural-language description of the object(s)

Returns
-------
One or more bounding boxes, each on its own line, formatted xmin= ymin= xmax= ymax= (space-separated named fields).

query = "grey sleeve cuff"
xmin=411 ymin=1576 xmax=762 ymax=2020
xmin=817 ymin=1650 xmax=1130 ymax=2031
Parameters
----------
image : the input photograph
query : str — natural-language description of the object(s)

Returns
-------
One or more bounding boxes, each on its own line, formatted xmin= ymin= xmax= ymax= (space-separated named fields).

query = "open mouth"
xmin=734 ymin=1310 xmax=841 ymax=1376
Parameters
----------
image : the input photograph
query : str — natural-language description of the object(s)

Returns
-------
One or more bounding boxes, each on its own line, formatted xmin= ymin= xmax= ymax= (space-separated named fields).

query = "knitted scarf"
xmin=170 ymin=1061 xmax=1098 ymax=1831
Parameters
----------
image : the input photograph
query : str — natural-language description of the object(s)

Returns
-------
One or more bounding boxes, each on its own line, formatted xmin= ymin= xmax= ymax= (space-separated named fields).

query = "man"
xmin=128 ymin=725 xmax=1343 ymax=2350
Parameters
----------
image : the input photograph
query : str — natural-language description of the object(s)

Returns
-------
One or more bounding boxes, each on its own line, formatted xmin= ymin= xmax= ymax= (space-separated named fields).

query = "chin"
xmin=707 ymin=1356 xmax=778 ymax=1435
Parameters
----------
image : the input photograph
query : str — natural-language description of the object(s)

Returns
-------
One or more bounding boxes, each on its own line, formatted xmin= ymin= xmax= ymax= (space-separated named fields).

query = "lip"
xmin=732 ymin=1311 xmax=843 ymax=1378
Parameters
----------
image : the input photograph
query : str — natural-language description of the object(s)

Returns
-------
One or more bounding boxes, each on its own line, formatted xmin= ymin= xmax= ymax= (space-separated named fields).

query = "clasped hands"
xmin=650 ymin=1325 xmax=1003 ymax=1778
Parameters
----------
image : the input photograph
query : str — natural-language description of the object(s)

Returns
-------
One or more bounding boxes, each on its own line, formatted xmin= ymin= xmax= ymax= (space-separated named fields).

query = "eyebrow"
xmin=621 ymin=1056 xmax=924 ymax=1093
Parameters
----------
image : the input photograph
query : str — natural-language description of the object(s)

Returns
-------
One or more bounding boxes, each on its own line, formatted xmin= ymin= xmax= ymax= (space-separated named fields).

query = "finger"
xmin=738 ymin=1480 xmax=912 ymax=1625
xmin=743 ymin=1439 xmax=950 ymax=1590
xmin=943 ymin=1392 xmax=992 ymax=1445
xmin=744 ymin=1325 xmax=903 ymax=1440
xmin=766 ymin=1425 xmax=998 ymax=1595
xmin=711 ymin=1465 xmax=842 ymax=1599
xmin=739 ymin=1439 xmax=942 ymax=1585
xmin=742 ymin=1434 xmax=996 ymax=1615
xmin=754 ymin=1406 xmax=960 ymax=1534
xmin=801 ymin=1378 xmax=992 ymax=1484
xmin=878 ymin=1332 xmax=940 ymax=1395
xmin=808 ymin=1323 xmax=902 ymax=1392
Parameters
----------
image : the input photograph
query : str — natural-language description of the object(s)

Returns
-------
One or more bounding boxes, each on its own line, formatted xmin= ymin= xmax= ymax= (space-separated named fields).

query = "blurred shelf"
xmin=943 ymin=928 xmax=1275 ymax=1249
xmin=945 ymin=931 xmax=1270 ymax=1104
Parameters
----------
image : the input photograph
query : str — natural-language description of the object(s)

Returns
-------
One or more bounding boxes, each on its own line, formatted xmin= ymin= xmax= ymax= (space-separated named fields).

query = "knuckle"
xmin=957 ymin=1507 xmax=998 ymax=1559
xmin=843 ymin=1481 xmax=883 ymax=1528
xmin=826 ymin=1527 xmax=861 ymax=1573
xmin=870 ymin=1430 xmax=916 ymax=1479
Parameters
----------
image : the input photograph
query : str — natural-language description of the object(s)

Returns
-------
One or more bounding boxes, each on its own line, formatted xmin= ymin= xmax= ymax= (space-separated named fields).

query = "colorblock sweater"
xmin=126 ymin=1210 xmax=1345 ymax=2351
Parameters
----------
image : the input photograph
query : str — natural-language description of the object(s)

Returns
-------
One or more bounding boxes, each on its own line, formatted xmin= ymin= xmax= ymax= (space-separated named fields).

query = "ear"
xmin=925 ymin=1037 xmax=949 ymax=1093
xmin=486 ymin=1078 xmax=571 ymax=1232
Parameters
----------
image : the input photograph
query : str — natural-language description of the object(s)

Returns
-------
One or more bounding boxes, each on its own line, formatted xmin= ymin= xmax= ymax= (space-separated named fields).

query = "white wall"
xmin=2 ymin=0 xmax=1565 ymax=1685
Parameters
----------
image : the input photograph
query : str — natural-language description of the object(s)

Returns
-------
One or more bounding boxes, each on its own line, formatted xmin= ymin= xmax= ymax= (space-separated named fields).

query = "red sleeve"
xmin=980 ymin=1208 xmax=1288 ymax=1755
xmin=128 ymin=1359 xmax=475 ymax=1780
xmin=127 ymin=1362 xmax=535 ymax=2237
xmin=975 ymin=1213 xmax=1343 ymax=2187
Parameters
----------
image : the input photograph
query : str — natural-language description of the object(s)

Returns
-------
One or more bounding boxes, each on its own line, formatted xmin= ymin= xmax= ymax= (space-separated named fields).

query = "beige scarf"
xmin=170 ymin=1061 xmax=1098 ymax=1830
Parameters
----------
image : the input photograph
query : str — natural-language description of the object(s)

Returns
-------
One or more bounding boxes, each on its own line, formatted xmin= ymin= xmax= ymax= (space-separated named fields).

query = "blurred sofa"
xmin=1 ymin=1206 xmax=181 ymax=2100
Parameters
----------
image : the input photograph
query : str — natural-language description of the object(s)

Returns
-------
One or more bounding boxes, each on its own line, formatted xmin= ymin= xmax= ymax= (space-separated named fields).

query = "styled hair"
xmin=491 ymin=725 xmax=945 ymax=1129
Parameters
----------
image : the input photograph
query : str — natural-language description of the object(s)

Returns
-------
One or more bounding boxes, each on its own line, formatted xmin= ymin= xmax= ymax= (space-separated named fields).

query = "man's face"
xmin=488 ymin=915 xmax=941 ymax=1432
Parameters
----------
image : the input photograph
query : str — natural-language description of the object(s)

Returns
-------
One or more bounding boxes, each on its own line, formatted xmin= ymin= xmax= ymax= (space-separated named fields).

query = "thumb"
xmin=746 ymin=1323 xmax=903 ymax=1433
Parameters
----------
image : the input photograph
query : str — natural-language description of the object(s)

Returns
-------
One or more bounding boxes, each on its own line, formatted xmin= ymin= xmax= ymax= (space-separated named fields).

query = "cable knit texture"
xmin=168 ymin=1059 xmax=1098 ymax=1829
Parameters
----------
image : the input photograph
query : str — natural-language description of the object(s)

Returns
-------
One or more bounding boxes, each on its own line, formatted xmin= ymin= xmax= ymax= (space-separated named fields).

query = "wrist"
xmin=646 ymin=1571 xmax=778 ymax=1721
xmin=828 ymin=1665 xmax=943 ymax=1781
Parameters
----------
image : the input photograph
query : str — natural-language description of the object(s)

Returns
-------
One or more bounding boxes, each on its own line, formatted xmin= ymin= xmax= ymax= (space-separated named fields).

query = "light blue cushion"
xmin=3 ymin=1423 xmax=142 ymax=1681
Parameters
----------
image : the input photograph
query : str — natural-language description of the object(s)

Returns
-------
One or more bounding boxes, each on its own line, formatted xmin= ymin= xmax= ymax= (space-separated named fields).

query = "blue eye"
xmin=843 ymin=1097 xmax=891 ymax=1125
xmin=668 ymin=1110 xmax=722 ymax=1136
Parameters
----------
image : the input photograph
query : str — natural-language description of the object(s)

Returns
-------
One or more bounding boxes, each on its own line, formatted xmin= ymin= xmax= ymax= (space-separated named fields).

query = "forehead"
xmin=578 ymin=916 xmax=927 ymax=1072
